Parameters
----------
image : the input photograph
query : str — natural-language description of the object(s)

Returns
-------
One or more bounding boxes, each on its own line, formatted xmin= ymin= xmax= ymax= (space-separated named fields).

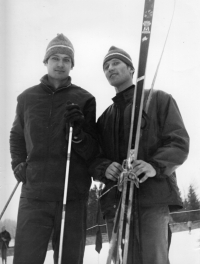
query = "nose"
xmin=107 ymin=64 xmax=114 ymax=72
xmin=57 ymin=59 xmax=64 ymax=67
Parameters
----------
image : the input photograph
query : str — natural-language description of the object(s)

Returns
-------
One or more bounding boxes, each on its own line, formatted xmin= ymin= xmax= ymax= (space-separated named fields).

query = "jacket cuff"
xmin=72 ymin=130 xmax=85 ymax=143
xmin=93 ymin=160 xmax=113 ymax=184
xmin=148 ymin=161 xmax=168 ymax=179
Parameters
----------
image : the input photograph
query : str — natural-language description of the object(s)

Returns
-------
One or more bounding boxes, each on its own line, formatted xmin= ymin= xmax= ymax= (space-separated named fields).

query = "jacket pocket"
xmin=139 ymin=177 xmax=172 ymax=204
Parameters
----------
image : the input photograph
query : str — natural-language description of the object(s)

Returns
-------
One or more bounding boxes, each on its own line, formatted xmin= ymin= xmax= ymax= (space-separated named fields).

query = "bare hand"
xmin=131 ymin=160 xmax=156 ymax=183
xmin=105 ymin=162 xmax=123 ymax=181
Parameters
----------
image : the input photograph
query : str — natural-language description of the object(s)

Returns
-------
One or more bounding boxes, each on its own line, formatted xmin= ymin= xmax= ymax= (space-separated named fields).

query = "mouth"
xmin=55 ymin=70 xmax=65 ymax=73
xmin=110 ymin=73 xmax=117 ymax=79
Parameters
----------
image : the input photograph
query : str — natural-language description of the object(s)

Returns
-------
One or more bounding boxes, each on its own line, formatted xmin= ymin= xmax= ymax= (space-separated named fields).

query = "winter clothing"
xmin=10 ymin=74 xmax=98 ymax=264
xmin=91 ymin=85 xmax=189 ymax=264
xmin=10 ymin=74 xmax=97 ymax=202
xmin=103 ymin=46 xmax=134 ymax=70
xmin=43 ymin=34 xmax=74 ymax=66
xmin=106 ymin=205 xmax=170 ymax=264
xmin=0 ymin=229 xmax=11 ymax=263
xmin=64 ymin=103 xmax=85 ymax=137
xmin=92 ymin=86 xmax=189 ymax=218
xmin=13 ymin=198 xmax=87 ymax=264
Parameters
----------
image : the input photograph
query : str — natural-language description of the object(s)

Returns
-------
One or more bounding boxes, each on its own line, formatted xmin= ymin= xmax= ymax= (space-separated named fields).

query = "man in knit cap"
xmin=90 ymin=46 xmax=189 ymax=263
xmin=10 ymin=33 xmax=98 ymax=264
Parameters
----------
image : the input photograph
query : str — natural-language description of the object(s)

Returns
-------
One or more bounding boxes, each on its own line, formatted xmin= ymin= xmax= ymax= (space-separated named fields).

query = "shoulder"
xmin=17 ymin=84 xmax=41 ymax=101
xmin=146 ymin=89 xmax=172 ymax=98
xmin=97 ymin=104 xmax=114 ymax=123
xmin=146 ymin=89 xmax=174 ymax=106
xmin=70 ymin=84 xmax=95 ymax=99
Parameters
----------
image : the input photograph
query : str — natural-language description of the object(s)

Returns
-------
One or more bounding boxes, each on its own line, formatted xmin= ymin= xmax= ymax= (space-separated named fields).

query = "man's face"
xmin=103 ymin=58 xmax=133 ymax=89
xmin=46 ymin=54 xmax=72 ymax=81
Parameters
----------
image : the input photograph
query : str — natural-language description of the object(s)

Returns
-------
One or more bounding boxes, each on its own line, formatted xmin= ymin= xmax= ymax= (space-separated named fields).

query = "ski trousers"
xmin=13 ymin=197 xmax=87 ymax=264
xmin=106 ymin=205 xmax=170 ymax=264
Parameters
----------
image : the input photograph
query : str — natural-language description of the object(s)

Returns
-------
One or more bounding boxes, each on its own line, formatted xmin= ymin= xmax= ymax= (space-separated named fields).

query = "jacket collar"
xmin=40 ymin=74 xmax=72 ymax=92
xmin=112 ymin=85 xmax=135 ymax=106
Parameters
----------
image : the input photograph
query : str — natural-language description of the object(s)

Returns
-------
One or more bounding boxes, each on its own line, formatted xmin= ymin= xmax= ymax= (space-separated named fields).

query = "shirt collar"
xmin=112 ymin=85 xmax=135 ymax=105
xmin=40 ymin=74 xmax=71 ymax=91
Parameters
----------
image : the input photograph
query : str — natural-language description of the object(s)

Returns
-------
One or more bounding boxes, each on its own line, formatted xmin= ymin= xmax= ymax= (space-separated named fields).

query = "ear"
xmin=43 ymin=59 xmax=49 ymax=66
xmin=128 ymin=66 xmax=135 ymax=77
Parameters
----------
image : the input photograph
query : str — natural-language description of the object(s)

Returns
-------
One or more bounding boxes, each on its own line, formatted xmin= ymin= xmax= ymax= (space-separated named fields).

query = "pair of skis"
xmin=106 ymin=0 xmax=155 ymax=263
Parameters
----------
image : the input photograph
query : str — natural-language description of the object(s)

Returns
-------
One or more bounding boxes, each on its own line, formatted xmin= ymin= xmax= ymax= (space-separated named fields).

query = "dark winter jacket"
xmin=10 ymin=75 xmax=98 ymax=201
xmin=91 ymin=87 xmax=189 ymax=218
xmin=0 ymin=230 xmax=11 ymax=249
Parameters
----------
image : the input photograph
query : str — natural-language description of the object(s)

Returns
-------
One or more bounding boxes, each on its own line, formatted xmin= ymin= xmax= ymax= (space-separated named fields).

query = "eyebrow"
xmin=111 ymin=59 xmax=121 ymax=62
xmin=104 ymin=59 xmax=120 ymax=67
xmin=51 ymin=55 xmax=71 ymax=59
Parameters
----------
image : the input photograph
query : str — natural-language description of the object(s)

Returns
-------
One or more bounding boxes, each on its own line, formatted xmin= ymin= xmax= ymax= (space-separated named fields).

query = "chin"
xmin=55 ymin=74 xmax=68 ymax=80
xmin=108 ymin=79 xmax=117 ymax=85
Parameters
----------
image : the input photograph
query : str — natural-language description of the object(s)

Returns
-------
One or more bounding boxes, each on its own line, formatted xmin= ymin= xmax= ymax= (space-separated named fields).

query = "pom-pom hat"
xmin=43 ymin=33 xmax=74 ymax=66
xmin=103 ymin=46 xmax=134 ymax=71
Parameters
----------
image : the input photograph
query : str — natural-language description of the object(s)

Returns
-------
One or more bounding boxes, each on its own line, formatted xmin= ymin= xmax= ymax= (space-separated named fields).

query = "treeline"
xmin=170 ymin=184 xmax=200 ymax=223
xmin=87 ymin=184 xmax=200 ymax=234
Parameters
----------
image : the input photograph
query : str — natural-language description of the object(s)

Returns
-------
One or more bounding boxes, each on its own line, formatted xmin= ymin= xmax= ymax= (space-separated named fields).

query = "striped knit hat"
xmin=103 ymin=46 xmax=134 ymax=71
xmin=43 ymin=33 xmax=75 ymax=66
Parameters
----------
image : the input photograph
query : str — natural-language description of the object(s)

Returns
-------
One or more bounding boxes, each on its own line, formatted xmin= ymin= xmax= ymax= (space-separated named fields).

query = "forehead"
xmin=50 ymin=54 xmax=71 ymax=59
xmin=105 ymin=58 xmax=123 ymax=64
xmin=104 ymin=58 xmax=126 ymax=69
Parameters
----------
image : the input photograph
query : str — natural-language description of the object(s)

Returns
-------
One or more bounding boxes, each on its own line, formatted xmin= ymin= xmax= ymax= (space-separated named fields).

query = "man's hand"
xmin=64 ymin=102 xmax=85 ymax=136
xmin=131 ymin=160 xmax=156 ymax=183
xmin=105 ymin=162 xmax=123 ymax=181
xmin=14 ymin=162 xmax=27 ymax=183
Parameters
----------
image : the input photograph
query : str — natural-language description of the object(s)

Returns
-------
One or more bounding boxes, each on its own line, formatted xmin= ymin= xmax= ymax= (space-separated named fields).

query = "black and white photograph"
xmin=0 ymin=0 xmax=200 ymax=263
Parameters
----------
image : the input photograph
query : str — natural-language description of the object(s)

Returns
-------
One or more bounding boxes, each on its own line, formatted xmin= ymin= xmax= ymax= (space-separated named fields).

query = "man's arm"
xmin=143 ymin=91 xmax=189 ymax=179
xmin=10 ymin=97 xmax=27 ymax=182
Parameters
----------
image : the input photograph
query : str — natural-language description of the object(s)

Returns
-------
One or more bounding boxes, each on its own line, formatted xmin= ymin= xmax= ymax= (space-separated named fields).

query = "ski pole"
xmin=0 ymin=181 xmax=20 ymax=220
xmin=58 ymin=124 xmax=73 ymax=264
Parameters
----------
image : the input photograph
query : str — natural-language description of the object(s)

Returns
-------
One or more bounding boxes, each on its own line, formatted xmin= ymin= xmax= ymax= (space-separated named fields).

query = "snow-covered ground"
xmin=6 ymin=229 xmax=200 ymax=264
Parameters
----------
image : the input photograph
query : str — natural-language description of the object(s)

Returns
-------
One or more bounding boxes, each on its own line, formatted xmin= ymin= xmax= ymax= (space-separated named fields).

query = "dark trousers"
xmin=1 ymin=247 xmax=8 ymax=264
xmin=106 ymin=205 xmax=170 ymax=264
xmin=13 ymin=197 xmax=87 ymax=264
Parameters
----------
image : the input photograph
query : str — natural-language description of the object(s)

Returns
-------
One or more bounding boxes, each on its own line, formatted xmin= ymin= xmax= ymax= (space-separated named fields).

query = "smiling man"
xmin=10 ymin=34 xmax=98 ymax=264
xmin=91 ymin=46 xmax=189 ymax=264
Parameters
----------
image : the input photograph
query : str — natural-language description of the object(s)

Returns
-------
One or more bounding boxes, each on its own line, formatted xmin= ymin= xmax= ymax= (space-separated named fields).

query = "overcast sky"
xmin=0 ymin=0 xmax=200 ymax=221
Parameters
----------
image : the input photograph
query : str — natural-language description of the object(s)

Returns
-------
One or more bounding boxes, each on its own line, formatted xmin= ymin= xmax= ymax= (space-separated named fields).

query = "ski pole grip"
xmin=66 ymin=101 xmax=74 ymax=128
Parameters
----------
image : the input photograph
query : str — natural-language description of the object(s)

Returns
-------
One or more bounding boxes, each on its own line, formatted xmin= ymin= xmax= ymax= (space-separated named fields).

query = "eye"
xmin=113 ymin=61 xmax=119 ymax=66
xmin=63 ymin=58 xmax=71 ymax=63
xmin=51 ymin=57 xmax=58 ymax=61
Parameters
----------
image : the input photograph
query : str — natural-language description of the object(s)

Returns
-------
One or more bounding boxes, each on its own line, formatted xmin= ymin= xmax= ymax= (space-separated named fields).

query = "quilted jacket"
xmin=10 ymin=75 xmax=98 ymax=201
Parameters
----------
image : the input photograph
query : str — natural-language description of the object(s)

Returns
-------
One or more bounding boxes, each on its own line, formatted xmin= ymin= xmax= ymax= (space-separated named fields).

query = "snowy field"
xmin=6 ymin=229 xmax=200 ymax=264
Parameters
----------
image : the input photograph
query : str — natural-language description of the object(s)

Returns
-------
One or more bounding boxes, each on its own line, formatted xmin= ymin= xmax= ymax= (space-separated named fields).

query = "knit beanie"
xmin=103 ymin=46 xmax=134 ymax=71
xmin=43 ymin=33 xmax=75 ymax=66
